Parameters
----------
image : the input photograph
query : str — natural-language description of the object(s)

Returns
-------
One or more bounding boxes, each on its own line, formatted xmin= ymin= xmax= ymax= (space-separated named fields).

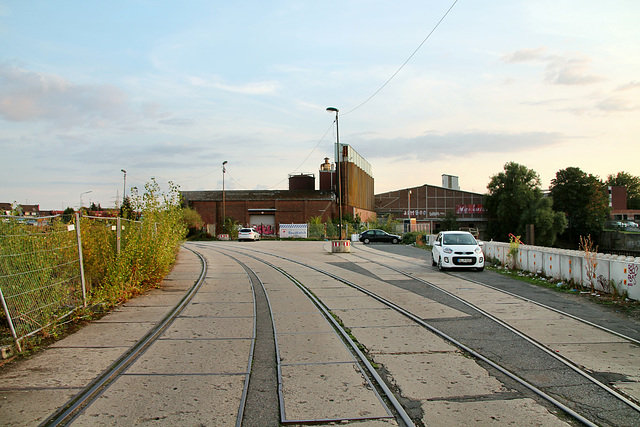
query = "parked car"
xmin=431 ymin=230 xmax=484 ymax=271
xmin=359 ymin=229 xmax=401 ymax=244
xmin=238 ymin=227 xmax=260 ymax=241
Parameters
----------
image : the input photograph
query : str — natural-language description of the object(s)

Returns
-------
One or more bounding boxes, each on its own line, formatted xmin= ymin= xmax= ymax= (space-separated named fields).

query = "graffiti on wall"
xmin=629 ymin=264 xmax=638 ymax=287
xmin=253 ymin=224 xmax=275 ymax=235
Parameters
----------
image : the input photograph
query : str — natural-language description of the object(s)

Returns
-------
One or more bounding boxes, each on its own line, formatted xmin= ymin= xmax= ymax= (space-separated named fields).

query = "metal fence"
xmin=0 ymin=214 xmax=141 ymax=351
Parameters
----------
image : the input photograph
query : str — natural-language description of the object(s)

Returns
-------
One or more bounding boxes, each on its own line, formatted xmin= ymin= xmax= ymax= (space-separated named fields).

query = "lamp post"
xmin=121 ymin=169 xmax=127 ymax=207
xmin=326 ymin=107 xmax=343 ymax=239
xmin=80 ymin=190 xmax=92 ymax=210
xmin=408 ymin=189 xmax=412 ymax=233
xmin=222 ymin=161 xmax=228 ymax=233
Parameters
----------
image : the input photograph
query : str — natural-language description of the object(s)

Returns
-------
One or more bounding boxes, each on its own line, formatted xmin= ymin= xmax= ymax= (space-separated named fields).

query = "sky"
xmin=1 ymin=0 xmax=639 ymax=211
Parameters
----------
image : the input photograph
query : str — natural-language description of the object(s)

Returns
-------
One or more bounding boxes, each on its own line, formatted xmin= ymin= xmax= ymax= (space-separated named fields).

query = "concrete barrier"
xmin=440 ymin=237 xmax=639 ymax=301
xmin=331 ymin=240 xmax=351 ymax=253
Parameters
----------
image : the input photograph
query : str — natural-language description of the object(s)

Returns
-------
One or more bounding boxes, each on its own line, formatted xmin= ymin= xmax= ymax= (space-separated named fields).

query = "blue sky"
xmin=1 ymin=1 xmax=639 ymax=210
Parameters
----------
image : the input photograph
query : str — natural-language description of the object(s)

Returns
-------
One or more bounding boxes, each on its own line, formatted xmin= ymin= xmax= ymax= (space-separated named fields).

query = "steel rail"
xmin=216 ymin=247 xmax=414 ymax=427
xmin=350 ymin=249 xmax=640 ymax=413
xmin=215 ymin=244 xmax=607 ymax=426
xmin=40 ymin=245 xmax=209 ymax=426
xmin=359 ymin=244 xmax=640 ymax=346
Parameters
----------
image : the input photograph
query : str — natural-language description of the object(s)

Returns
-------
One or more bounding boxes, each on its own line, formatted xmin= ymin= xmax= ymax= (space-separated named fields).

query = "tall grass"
xmin=83 ymin=180 xmax=187 ymax=306
xmin=1 ymin=180 xmax=187 ymax=351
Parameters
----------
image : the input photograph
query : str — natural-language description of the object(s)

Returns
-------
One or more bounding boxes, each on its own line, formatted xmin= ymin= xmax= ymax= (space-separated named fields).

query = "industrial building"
xmin=375 ymin=175 xmax=487 ymax=235
xmin=182 ymin=144 xmax=375 ymax=236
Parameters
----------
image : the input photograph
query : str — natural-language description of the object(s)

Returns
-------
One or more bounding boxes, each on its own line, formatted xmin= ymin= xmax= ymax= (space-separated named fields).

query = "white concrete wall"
xmin=431 ymin=237 xmax=640 ymax=301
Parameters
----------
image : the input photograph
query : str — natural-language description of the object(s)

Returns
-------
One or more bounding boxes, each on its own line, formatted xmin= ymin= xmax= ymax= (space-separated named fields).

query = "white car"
xmin=238 ymin=227 xmax=260 ymax=241
xmin=431 ymin=230 xmax=484 ymax=271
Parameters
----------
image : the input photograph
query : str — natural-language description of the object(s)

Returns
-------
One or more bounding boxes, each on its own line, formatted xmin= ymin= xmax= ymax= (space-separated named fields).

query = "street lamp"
xmin=121 ymin=169 xmax=127 ymax=207
xmin=80 ymin=190 xmax=92 ymax=210
xmin=326 ymin=107 xmax=343 ymax=239
xmin=222 ymin=161 xmax=228 ymax=233
xmin=408 ymin=189 xmax=412 ymax=233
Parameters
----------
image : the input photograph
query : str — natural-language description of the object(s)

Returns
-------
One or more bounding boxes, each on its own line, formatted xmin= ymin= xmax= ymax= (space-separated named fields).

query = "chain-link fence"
xmin=0 ymin=215 xmax=83 ymax=351
xmin=0 ymin=214 xmax=142 ymax=351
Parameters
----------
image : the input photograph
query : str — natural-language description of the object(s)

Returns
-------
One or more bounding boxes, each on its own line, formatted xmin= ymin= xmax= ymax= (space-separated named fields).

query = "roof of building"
xmin=375 ymin=183 xmax=485 ymax=198
xmin=181 ymin=190 xmax=335 ymax=202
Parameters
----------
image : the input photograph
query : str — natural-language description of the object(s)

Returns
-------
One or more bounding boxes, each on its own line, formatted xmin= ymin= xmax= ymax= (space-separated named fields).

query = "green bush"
xmin=85 ymin=180 xmax=187 ymax=306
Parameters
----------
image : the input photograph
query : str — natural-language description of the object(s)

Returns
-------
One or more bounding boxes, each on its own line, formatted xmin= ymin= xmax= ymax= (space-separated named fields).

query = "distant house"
xmin=609 ymin=186 xmax=640 ymax=222
xmin=20 ymin=205 xmax=40 ymax=216
xmin=0 ymin=202 xmax=12 ymax=215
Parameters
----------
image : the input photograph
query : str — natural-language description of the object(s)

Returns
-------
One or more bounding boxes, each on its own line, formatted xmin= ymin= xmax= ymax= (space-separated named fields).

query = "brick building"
xmin=182 ymin=146 xmax=376 ymax=236
xmin=182 ymin=189 xmax=336 ymax=236
xmin=609 ymin=186 xmax=640 ymax=222
xmin=375 ymin=175 xmax=487 ymax=235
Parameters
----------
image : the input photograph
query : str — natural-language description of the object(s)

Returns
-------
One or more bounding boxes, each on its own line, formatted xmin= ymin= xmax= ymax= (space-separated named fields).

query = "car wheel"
xmin=437 ymin=257 xmax=446 ymax=271
xmin=391 ymin=238 xmax=399 ymax=244
xmin=363 ymin=238 xmax=371 ymax=244
xmin=432 ymin=256 xmax=437 ymax=267
xmin=477 ymin=266 xmax=484 ymax=272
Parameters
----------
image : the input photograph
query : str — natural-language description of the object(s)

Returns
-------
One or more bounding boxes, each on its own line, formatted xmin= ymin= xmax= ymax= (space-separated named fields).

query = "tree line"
xmin=484 ymin=162 xmax=640 ymax=248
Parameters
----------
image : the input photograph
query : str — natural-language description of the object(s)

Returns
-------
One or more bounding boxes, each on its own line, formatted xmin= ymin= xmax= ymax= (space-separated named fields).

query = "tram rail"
xmin=217 ymin=241 xmax=640 ymax=426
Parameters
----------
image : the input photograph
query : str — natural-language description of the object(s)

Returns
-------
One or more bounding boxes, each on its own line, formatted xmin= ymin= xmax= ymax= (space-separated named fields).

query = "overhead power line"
xmin=343 ymin=0 xmax=459 ymax=116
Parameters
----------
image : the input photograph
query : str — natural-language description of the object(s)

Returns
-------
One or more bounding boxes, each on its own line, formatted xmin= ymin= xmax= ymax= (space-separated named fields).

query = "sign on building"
xmin=279 ymin=224 xmax=308 ymax=239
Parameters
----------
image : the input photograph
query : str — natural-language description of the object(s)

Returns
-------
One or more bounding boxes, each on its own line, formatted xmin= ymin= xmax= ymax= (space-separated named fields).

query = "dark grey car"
xmin=358 ymin=229 xmax=401 ymax=244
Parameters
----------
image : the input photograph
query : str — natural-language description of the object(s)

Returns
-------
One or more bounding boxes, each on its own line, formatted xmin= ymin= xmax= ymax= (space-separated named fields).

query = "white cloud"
xmin=0 ymin=64 xmax=131 ymax=125
xmin=189 ymin=75 xmax=279 ymax=95
xmin=360 ymin=131 xmax=565 ymax=162
xmin=502 ymin=48 xmax=605 ymax=86
xmin=615 ymin=81 xmax=640 ymax=92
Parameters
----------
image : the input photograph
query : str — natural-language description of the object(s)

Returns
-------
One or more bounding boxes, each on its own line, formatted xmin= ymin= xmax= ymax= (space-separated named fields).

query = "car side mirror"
xmin=434 ymin=241 xmax=441 ymax=246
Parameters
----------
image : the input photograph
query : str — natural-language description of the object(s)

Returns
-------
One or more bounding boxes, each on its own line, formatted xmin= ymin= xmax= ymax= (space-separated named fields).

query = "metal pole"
xmin=121 ymin=169 xmax=127 ymax=207
xmin=336 ymin=112 xmax=343 ymax=240
xmin=116 ymin=217 xmax=121 ymax=255
xmin=327 ymin=107 xmax=343 ymax=240
xmin=0 ymin=285 xmax=21 ymax=352
xmin=222 ymin=161 xmax=227 ymax=234
xmin=75 ymin=212 xmax=87 ymax=308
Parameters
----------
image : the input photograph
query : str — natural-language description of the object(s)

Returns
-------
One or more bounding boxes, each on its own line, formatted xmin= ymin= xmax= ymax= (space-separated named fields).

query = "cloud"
xmin=360 ymin=131 xmax=565 ymax=162
xmin=189 ymin=75 xmax=278 ymax=95
xmin=596 ymin=97 xmax=639 ymax=112
xmin=0 ymin=64 xmax=132 ymax=126
xmin=502 ymin=48 xmax=605 ymax=86
xmin=615 ymin=81 xmax=640 ymax=92
xmin=159 ymin=118 xmax=195 ymax=126
xmin=501 ymin=47 xmax=548 ymax=63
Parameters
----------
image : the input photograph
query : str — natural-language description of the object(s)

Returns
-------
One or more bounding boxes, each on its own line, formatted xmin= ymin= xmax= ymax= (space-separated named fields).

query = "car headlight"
xmin=475 ymin=247 xmax=482 ymax=254
xmin=443 ymin=247 xmax=453 ymax=254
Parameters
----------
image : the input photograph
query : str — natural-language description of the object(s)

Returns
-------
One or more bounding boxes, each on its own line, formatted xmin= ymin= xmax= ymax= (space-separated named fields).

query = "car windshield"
xmin=443 ymin=233 xmax=476 ymax=245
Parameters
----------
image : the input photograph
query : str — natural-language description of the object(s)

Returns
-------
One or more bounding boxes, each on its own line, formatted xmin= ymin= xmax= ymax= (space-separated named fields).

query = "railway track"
xmin=33 ymin=241 xmax=640 ymax=426
xmin=211 ymin=241 xmax=640 ymax=426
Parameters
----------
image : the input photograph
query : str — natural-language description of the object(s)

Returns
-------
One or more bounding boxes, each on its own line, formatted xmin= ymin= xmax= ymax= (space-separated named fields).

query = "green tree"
xmin=550 ymin=167 xmax=609 ymax=246
xmin=61 ymin=207 xmax=75 ymax=223
xmin=485 ymin=162 xmax=565 ymax=245
xmin=440 ymin=210 xmax=458 ymax=231
xmin=606 ymin=171 xmax=640 ymax=209
xmin=182 ymin=207 xmax=203 ymax=235
xmin=520 ymin=196 xmax=567 ymax=246
xmin=120 ymin=196 xmax=134 ymax=219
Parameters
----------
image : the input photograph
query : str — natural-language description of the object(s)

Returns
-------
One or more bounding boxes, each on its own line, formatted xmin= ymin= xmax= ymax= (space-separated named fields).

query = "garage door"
xmin=249 ymin=214 xmax=276 ymax=236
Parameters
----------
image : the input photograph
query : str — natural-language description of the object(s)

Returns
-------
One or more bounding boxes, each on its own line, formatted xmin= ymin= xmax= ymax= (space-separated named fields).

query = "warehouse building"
xmin=375 ymin=175 xmax=488 ymax=236
xmin=182 ymin=144 xmax=375 ymax=236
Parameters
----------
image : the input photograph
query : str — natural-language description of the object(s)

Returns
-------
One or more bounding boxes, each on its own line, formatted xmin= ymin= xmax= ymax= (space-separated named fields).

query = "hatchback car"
xmin=359 ymin=229 xmax=401 ymax=244
xmin=431 ymin=230 xmax=484 ymax=271
xmin=238 ymin=228 xmax=260 ymax=241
